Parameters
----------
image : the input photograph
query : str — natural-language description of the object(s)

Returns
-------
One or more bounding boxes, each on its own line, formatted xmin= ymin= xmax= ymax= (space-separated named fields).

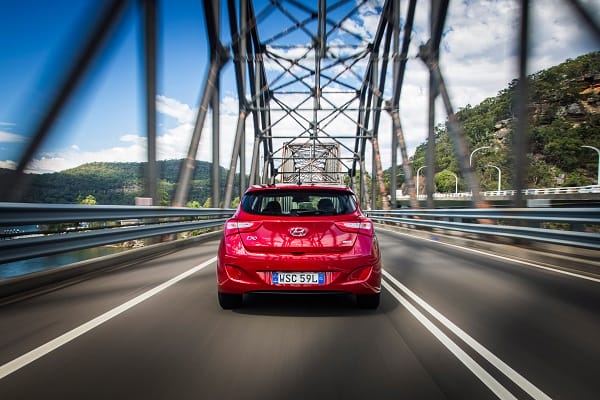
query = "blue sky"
xmin=0 ymin=0 xmax=598 ymax=173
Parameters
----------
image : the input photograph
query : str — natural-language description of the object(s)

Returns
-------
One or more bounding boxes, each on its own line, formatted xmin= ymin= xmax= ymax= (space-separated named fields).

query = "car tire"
xmin=218 ymin=292 xmax=243 ymax=309
xmin=356 ymin=293 xmax=380 ymax=309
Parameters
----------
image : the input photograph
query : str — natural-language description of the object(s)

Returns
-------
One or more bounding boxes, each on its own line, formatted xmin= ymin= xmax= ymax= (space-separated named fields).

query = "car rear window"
xmin=241 ymin=189 xmax=357 ymax=216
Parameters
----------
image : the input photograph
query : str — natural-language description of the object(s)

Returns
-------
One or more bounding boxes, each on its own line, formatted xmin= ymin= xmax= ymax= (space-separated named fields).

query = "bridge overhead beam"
xmin=425 ymin=0 xmax=446 ymax=209
xmin=371 ymin=3 xmax=394 ymax=211
xmin=224 ymin=0 xmax=251 ymax=207
xmin=567 ymin=0 xmax=600 ymax=43
xmin=173 ymin=0 xmax=229 ymax=206
xmin=244 ymin=0 xmax=261 ymax=186
xmin=512 ymin=0 xmax=530 ymax=208
xmin=417 ymin=0 xmax=485 ymax=208
xmin=209 ymin=0 xmax=222 ymax=207
xmin=388 ymin=0 xmax=417 ymax=209
xmin=244 ymin=1 xmax=274 ymax=184
xmin=141 ymin=0 xmax=158 ymax=206
xmin=352 ymin=0 xmax=390 ymax=207
xmin=229 ymin=0 xmax=409 ymax=208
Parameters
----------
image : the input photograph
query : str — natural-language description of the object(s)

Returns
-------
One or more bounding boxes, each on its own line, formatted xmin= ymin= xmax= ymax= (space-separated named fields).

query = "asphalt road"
xmin=0 ymin=229 xmax=598 ymax=399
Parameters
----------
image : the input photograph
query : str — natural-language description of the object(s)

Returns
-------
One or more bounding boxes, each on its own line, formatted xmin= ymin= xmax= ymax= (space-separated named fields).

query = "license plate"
xmin=272 ymin=272 xmax=325 ymax=285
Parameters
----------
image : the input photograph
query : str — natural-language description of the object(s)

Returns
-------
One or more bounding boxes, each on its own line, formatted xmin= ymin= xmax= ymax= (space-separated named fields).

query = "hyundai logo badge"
xmin=289 ymin=227 xmax=308 ymax=237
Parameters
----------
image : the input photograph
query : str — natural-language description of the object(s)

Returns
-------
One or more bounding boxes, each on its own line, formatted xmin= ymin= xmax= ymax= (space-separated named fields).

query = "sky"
xmin=0 ymin=0 xmax=598 ymax=175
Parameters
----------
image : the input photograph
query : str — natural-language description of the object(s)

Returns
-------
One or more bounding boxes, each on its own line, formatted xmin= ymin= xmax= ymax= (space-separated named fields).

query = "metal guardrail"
xmin=2 ymin=202 xmax=598 ymax=267
xmin=0 ymin=203 xmax=235 ymax=264
xmin=366 ymin=208 xmax=600 ymax=250
xmin=395 ymin=185 xmax=600 ymax=199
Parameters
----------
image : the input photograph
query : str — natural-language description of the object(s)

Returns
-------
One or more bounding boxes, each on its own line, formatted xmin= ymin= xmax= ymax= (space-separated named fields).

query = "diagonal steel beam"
xmin=418 ymin=0 xmax=484 ymax=208
xmin=224 ymin=0 xmax=250 ymax=207
xmin=512 ymin=0 xmax=530 ymax=207
xmin=173 ymin=0 xmax=229 ymax=206
xmin=0 ymin=0 xmax=130 ymax=202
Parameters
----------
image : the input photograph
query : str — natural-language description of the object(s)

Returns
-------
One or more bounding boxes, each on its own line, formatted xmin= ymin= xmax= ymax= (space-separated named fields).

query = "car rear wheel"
xmin=356 ymin=293 xmax=380 ymax=309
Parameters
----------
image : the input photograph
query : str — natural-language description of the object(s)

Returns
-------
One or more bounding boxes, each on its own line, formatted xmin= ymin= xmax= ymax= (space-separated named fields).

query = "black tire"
xmin=356 ymin=293 xmax=380 ymax=309
xmin=218 ymin=292 xmax=243 ymax=309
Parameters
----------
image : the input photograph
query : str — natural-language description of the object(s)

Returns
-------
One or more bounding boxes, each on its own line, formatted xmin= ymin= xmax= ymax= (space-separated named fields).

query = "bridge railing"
xmin=0 ymin=203 xmax=235 ymax=264
xmin=366 ymin=208 xmax=600 ymax=251
xmin=396 ymin=185 xmax=600 ymax=199
xmin=2 ymin=203 xmax=598 ymax=266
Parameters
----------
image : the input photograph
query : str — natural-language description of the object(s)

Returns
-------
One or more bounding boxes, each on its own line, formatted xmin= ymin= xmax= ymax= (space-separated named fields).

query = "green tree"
xmin=186 ymin=200 xmax=201 ymax=208
xmin=435 ymin=170 xmax=460 ymax=193
xmin=78 ymin=194 xmax=97 ymax=205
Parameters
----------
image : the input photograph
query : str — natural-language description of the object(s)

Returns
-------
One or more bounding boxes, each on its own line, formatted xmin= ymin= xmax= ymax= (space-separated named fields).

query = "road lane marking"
xmin=0 ymin=257 xmax=217 ymax=381
xmin=382 ymin=280 xmax=517 ymax=399
xmin=383 ymin=271 xmax=551 ymax=400
xmin=378 ymin=227 xmax=600 ymax=284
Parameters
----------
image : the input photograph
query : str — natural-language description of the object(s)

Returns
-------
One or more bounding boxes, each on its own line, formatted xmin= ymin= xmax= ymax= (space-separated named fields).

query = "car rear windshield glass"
xmin=241 ymin=190 xmax=357 ymax=216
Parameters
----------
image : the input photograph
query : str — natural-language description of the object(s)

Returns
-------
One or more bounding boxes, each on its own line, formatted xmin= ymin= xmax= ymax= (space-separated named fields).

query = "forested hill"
xmin=409 ymin=51 xmax=600 ymax=192
xmin=14 ymin=160 xmax=241 ymax=205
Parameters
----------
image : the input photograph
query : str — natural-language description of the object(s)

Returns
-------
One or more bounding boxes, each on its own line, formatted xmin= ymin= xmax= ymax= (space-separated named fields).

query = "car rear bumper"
xmin=217 ymin=252 xmax=381 ymax=296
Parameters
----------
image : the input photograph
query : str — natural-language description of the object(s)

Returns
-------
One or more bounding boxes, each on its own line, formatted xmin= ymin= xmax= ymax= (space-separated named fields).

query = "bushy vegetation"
xmin=18 ymin=160 xmax=242 ymax=205
xmin=402 ymin=52 xmax=600 ymax=192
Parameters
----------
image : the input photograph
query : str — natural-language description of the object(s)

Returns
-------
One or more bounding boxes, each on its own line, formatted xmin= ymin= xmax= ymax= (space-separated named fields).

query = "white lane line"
xmin=0 ymin=257 xmax=217 ymax=381
xmin=383 ymin=271 xmax=551 ymax=400
xmin=382 ymin=280 xmax=517 ymax=400
xmin=378 ymin=227 xmax=600 ymax=284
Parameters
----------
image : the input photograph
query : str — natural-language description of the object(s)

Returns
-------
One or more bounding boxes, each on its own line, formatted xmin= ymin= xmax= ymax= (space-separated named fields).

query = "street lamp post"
xmin=486 ymin=164 xmax=501 ymax=191
xmin=582 ymin=145 xmax=600 ymax=184
xmin=395 ymin=172 xmax=404 ymax=198
xmin=450 ymin=172 xmax=458 ymax=194
xmin=416 ymin=165 xmax=427 ymax=197
xmin=469 ymin=146 xmax=491 ymax=167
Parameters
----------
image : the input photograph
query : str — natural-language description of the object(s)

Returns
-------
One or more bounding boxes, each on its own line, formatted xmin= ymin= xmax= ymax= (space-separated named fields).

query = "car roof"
xmin=245 ymin=183 xmax=354 ymax=194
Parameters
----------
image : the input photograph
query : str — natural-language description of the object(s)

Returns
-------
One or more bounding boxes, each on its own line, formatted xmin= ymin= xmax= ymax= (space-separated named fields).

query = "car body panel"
xmin=238 ymin=219 xmax=357 ymax=253
xmin=216 ymin=184 xmax=382 ymax=307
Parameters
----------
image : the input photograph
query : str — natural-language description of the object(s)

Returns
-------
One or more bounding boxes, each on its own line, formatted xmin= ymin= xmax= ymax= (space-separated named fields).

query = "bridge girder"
xmin=2 ymin=0 xmax=599 ymax=210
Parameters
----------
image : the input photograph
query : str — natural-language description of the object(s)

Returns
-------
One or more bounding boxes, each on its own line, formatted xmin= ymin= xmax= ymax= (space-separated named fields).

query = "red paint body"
xmin=216 ymin=184 xmax=382 ymax=309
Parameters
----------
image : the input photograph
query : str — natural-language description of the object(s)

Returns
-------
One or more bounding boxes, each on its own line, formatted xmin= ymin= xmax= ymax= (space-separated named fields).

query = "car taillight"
xmin=224 ymin=220 xmax=262 ymax=235
xmin=335 ymin=220 xmax=373 ymax=235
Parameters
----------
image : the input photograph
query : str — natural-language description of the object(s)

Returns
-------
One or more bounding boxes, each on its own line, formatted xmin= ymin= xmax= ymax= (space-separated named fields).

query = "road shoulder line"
xmin=0 ymin=257 xmax=217 ymax=381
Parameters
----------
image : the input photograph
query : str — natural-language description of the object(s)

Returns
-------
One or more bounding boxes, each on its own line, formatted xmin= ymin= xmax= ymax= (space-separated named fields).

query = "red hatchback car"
xmin=217 ymin=184 xmax=382 ymax=309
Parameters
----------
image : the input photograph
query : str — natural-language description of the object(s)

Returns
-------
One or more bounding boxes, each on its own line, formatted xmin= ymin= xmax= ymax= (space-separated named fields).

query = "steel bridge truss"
xmin=1 ymin=0 xmax=598 ymax=210
xmin=224 ymin=0 xmax=419 ymax=210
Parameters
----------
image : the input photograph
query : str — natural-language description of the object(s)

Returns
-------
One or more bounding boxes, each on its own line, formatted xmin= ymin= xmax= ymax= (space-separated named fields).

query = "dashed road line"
xmin=0 ymin=257 xmax=217 ymax=380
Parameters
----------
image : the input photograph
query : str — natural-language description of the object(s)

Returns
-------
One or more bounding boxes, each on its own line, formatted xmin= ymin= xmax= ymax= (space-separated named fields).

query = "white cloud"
xmin=220 ymin=96 xmax=239 ymax=116
xmin=0 ymin=160 xmax=17 ymax=169
xmin=0 ymin=130 xmax=25 ymax=143
xmin=156 ymin=94 xmax=195 ymax=124
xmin=19 ymin=94 xmax=245 ymax=173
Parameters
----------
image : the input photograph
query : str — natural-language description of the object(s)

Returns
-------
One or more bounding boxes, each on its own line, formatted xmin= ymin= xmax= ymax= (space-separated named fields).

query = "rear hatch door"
xmin=239 ymin=218 xmax=357 ymax=253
